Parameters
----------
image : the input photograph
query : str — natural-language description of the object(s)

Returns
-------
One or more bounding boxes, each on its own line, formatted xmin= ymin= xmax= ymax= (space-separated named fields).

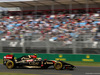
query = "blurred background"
xmin=0 ymin=0 xmax=100 ymax=75
xmin=0 ymin=0 xmax=100 ymax=54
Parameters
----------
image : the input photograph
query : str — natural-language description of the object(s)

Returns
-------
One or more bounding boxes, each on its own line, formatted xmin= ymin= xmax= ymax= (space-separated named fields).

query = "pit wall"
xmin=0 ymin=53 xmax=100 ymax=62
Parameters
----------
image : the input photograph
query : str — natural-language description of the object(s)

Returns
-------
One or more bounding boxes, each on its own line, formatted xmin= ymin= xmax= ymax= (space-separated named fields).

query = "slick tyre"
xmin=6 ymin=60 xmax=15 ymax=69
xmin=54 ymin=62 xmax=63 ymax=70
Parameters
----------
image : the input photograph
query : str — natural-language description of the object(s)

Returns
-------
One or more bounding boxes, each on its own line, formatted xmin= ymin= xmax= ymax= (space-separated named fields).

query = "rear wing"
xmin=3 ymin=55 xmax=14 ymax=59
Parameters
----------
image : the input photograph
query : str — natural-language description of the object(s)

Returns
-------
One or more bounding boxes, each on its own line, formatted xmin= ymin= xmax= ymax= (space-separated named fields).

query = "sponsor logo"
xmin=55 ymin=58 xmax=66 ymax=61
xmin=9 ymin=41 xmax=24 ymax=47
xmin=46 ymin=62 xmax=53 ymax=64
xmin=82 ymin=59 xmax=94 ymax=62
xmin=4 ymin=56 xmax=12 ymax=59
xmin=82 ymin=55 xmax=94 ymax=62
xmin=24 ymin=66 xmax=41 ymax=68
xmin=55 ymin=54 xmax=66 ymax=61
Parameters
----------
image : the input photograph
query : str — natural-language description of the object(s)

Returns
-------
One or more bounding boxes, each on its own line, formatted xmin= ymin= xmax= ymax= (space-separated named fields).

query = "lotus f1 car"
xmin=3 ymin=55 xmax=75 ymax=70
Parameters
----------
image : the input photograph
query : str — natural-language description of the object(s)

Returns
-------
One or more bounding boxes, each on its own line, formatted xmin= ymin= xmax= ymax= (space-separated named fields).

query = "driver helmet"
xmin=32 ymin=54 xmax=37 ymax=58
xmin=38 ymin=58 xmax=42 ymax=61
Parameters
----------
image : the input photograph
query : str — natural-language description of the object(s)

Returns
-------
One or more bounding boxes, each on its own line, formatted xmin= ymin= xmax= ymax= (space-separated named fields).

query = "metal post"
xmin=51 ymin=2 xmax=54 ymax=15
xmin=46 ymin=35 xmax=50 ymax=54
xmin=0 ymin=41 xmax=3 ymax=52
xmin=0 ymin=7 xmax=4 ymax=18
xmin=72 ymin=39 xmax=77 ymax=54
xmin=69 ymin=0 xmax=72 ymax=14
xmin=21 ymin=36 xmax=25 ymax=53
xmin=20 ymin=7 xmax=23 ymax=18
xmin=72 ymin=32 xmax=78 ymax=54
xmin=86 ymin=0 xmax=89 ymax=14
xmin=35 ymin=5 xmax=37 ymax=19
xmin=0 ymin=11 xmax=2 ymax=18
xmin=22 ymin=40 xmax=25 ymax=53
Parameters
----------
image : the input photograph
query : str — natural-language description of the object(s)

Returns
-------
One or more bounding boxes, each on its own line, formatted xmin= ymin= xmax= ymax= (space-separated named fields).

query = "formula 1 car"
xmin=3 ymin=55 xmax=75 ymax=70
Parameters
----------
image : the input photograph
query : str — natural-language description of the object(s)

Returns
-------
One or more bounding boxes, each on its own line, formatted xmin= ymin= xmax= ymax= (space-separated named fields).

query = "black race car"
xmin=3 ymin=55 xmax=76 ymax=70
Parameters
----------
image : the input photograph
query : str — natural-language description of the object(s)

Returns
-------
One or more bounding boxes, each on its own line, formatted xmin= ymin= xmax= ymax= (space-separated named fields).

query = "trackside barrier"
xmin=0 ymin=53 xmax=100 ymax=62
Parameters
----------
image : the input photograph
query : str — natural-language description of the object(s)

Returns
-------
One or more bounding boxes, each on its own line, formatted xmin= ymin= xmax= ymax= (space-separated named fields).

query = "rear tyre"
xmin=54 ymin=62 xmax=63 ymax=70
xmin=6 ymin=60 xmax=15 ymax=69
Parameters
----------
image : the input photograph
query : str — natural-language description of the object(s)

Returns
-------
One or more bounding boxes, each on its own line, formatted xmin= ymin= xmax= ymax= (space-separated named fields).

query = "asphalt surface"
xmin=0 ymin=64 xmax=100 ymax=75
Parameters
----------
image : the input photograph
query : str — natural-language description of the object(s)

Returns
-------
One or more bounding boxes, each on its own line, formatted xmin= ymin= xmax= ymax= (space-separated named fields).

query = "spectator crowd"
xmin=0 ymin=13 xmax=100 ymax=45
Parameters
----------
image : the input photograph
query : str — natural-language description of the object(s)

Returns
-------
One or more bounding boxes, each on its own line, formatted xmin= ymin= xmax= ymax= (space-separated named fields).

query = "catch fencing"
xmin=0 ymin=33 xmax=100 ymax=54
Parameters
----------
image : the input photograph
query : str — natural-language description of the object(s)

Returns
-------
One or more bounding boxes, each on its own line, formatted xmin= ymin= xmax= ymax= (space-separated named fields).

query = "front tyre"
xmin=54 ymin=62 xmax=63 ymax=70
xmin=6 ymin=60 xmax=15 ymax=69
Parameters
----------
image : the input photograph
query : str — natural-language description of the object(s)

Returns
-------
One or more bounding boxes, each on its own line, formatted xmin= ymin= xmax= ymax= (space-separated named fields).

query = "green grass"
xmin=0 ymin=59 xmax=3 ymax=64
xmin=0 ymin=72 xmax=39 ymax=75
xmin=66 ymin=61 xmax=100 ymax=67
xmin=0 ymin=59 xmax=100 ymax=66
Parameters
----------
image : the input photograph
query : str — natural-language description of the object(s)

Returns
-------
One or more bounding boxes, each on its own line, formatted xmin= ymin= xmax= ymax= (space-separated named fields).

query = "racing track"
xmin=0 ymin=64 xmax=100 ymax=75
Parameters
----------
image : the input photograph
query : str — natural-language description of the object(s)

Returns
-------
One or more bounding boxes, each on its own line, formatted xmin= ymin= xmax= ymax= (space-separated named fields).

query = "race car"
xmin=3 ymin=55 xmax=76 ymax=70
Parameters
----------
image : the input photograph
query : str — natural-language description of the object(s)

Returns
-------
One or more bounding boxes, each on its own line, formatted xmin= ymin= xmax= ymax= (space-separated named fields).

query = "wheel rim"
xmin=55 ymin=63 xmax=62 ymax=70
xmin=8 ymin=62 xmax=13 ymax=68
xmin=8 ymin=62 xmax=12 ymax=66
xmin=6 ymin=61 xmax=14 ymax=69
xmin=56 ymin=63 xmax=61 ymax=69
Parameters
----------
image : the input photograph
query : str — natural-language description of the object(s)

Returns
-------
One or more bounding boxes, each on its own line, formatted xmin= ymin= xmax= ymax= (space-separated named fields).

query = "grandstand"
xmin=0 ymin=0 xmax=100 ymax=54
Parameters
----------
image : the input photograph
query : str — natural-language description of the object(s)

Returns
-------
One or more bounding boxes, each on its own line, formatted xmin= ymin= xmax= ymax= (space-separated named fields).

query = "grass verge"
xmin=66 ymin=61 xmax=100 ymax=67
xmin=0 ymin=72 xmax=39 ymax=75
xmin=0 ymin=59 xmax=3 ymax=64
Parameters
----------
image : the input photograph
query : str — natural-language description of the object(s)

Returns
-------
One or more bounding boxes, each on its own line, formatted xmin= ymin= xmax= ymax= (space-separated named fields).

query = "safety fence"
xmin=0 ymin=33 xmax=100 ymax=54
